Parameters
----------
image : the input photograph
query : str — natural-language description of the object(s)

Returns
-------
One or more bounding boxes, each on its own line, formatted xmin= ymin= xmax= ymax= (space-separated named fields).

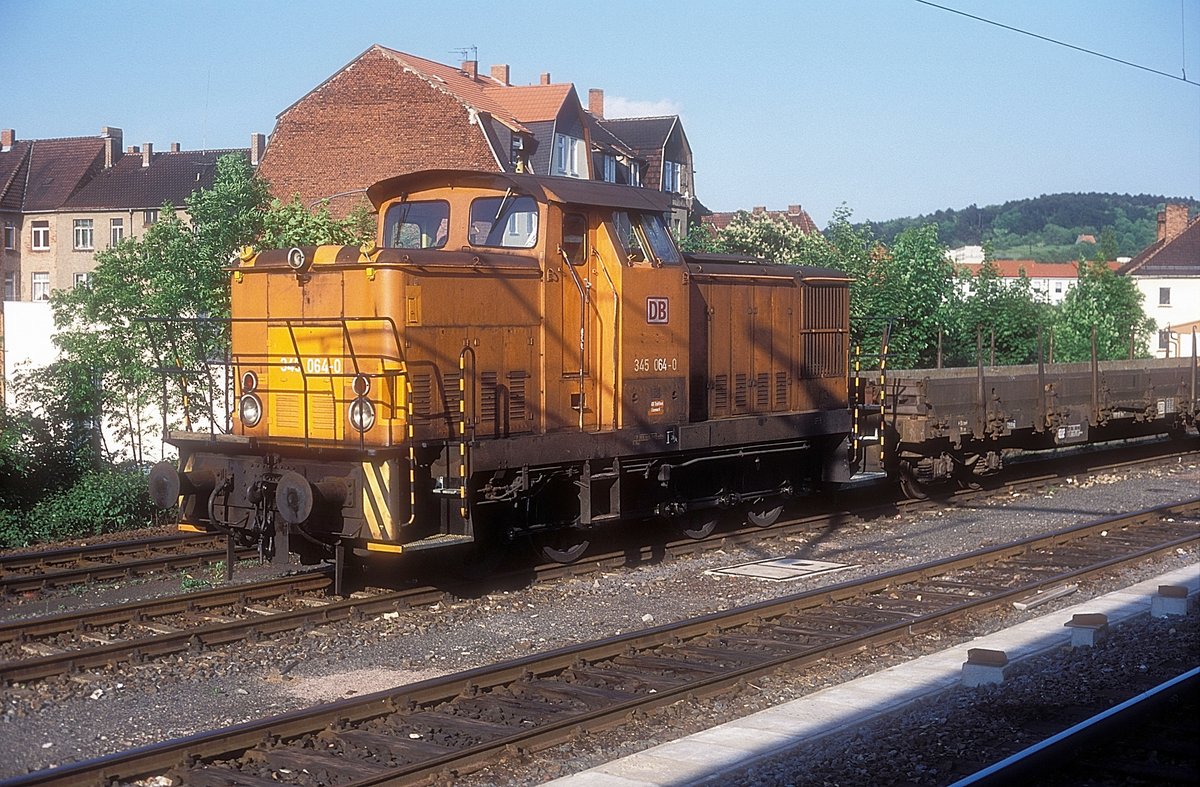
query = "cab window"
xmin=561 ymin=213 xmax=588 ymax=265
xmin=383 ymin=200 xmax=449 ymax=249
xmin=469 ymin=195 xmax=539 ymax=248
xmin=613 ymin=210 xmax=679 ymax=266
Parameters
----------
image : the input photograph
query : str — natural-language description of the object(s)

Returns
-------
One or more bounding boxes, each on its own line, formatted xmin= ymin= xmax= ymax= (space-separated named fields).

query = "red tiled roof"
xmin=63 ymin=149 xmax=248 ymax=210
xmin=1119 ymin=214 xmax=1200 ymax=276
xmin=959 ymin=260 xmax=1120 ymax=278
xmin=22 ymin=137 xmax=105 ymax=212
xmin=0 ymin=140 xmax=32 ymax=212
xmin=490 ymin=84 xmax=573 ymax=123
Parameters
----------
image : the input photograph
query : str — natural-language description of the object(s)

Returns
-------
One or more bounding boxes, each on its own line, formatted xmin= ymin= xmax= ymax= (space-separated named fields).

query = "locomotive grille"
xmin=411 ymin=373 xmax=434 ymax=416
xmin=802 ymin=334 xmax=846 ymax=379
xmin=775 ymin=372 xmax=789 ymax=409
xmin=507 ymin=371 xmax=528 ymax=420
xmin=276 ymin=393 xmax=300 ymax=429
xmin=756 ymin=373 xmax=770 ymax=409
xmin=714 ymin=374 xmax=728 ymax=411
xmin=443 ymin=372 xmax=462 ymax=415
xmin=735 ymin=374 xmax=749 ymax=409
xmin=480 ymin=372 xmax=499 ymax=422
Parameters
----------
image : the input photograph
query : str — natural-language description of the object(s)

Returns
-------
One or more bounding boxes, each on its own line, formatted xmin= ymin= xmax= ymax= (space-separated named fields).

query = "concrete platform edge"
xmin=541 ymin=562 xmax=1199 ymax=787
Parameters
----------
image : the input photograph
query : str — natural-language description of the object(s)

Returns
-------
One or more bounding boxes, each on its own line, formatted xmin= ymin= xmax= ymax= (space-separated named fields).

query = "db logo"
xmin=646 ymin=297 xmax=669 ymax=324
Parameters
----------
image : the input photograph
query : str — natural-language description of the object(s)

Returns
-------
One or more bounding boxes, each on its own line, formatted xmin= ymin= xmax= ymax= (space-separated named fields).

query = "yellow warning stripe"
xmin=365 ymin=541 xmax=403 ymax=554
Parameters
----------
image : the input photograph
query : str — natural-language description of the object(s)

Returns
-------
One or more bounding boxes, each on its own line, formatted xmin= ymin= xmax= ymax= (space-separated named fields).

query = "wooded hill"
xmin=862 ymin=193 xmax=1198 ymax=262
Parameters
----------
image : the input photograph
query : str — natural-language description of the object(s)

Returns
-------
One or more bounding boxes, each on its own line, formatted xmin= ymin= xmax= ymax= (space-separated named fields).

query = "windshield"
xmin=469 ymin=195 xmax=539 ymax=248
xmin=382 ymin=200 xmax=449 ymax=249
xmin=613 ymin=210 xmax=680 ymax=266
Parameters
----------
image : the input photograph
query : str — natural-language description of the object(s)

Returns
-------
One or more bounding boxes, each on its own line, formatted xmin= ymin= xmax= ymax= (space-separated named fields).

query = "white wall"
xmin=1131 ymin=276 xmax=1200 ymax=358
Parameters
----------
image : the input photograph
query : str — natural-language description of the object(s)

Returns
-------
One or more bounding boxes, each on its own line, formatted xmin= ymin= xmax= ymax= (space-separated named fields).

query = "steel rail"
xmin=0 ymin=532 xmax=216 ymax=572
xmin=1 ymin=443 xmax=1196 ymax=685
xmin=0 ymin=545 xmax=260 ymax=596
xmin=5 ymin=497 xmax=1196 ymax=787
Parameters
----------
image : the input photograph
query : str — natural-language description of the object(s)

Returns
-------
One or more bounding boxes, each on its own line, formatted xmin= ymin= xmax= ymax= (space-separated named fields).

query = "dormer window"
xmin=553 ymin=133 xmax=586 ymax=179
xmin=602 ymin=155 xmax=616 ymax=183
xmin=662 ymin=161 xmax=683 ymax=194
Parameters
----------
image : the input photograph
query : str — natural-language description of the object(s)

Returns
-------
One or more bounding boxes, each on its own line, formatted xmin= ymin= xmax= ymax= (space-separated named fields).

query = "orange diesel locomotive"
xmin=149 ymin=170 xmax=852 ymax=584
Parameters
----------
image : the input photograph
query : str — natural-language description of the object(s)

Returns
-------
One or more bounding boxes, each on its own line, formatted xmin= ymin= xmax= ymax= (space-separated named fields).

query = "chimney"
xmin=589 ymin=88 xmax=604 ymax=118
xmin=170 ymin=142 xmax=181 ymax=153
xmin=752 ymin=206 xmax=766 ymax=215
xmin=127 ymin=145 xmax=139 ymax=154
xmin=1162 ymin=203 xmax=1189 ymax=242
xmin=142 ymin=142 xmax=153 ymax=168
xmin=490 ymin=64 xmax=510 ymax=86
xmin=1 ymin=129 xmax=14 ymax=152
xmin=788 ymin=204 xmax=801 ymax=215
xmin=250 ymin=133 xmax=266 ymax=167
xmin=461 ymin=60 xmax=478 ymax=79
xmin=540 ymin=72 xmax=551 ymax=85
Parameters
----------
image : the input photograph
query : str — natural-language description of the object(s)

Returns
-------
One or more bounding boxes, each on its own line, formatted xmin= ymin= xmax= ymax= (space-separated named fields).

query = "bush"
xmin=0 ymin=467 xmax=155 ymax=549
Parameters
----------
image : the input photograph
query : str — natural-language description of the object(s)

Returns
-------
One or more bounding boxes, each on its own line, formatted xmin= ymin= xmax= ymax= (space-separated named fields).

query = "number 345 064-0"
xmin=633 ymin=357 xmax=677 ymax=373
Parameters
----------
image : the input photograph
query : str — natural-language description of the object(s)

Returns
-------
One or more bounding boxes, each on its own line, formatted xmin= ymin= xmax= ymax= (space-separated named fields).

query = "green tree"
xmin=951 ymin=262 xmax=1051 ymax=366
xmin=860 ymin=224 xmax=960 ymax=369
xmin=714 ymin=210 xmax=812 ymax=264
xmin=1053 ymin=261 xmax=1154 ymax=361
xmin=259 ymin=197 xmax=374 ymax=250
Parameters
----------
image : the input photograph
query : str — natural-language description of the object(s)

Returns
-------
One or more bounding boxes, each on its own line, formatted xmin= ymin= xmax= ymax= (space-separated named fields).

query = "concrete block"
xmin=1151 ymin=585 xmax=1190 ymax=618
xmin=1064 ymin=612 xmax=1108 ymax=648
xmin=962 ymin=648 xmax=1008 ymax=687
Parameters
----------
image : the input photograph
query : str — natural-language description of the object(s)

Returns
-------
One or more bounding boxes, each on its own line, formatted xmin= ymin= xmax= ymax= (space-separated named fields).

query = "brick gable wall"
xmin=259 ymin=48 xmax=500 ymax=216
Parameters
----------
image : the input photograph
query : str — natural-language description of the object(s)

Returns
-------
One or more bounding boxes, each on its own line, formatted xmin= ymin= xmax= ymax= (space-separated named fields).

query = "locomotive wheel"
xmin=898 ymin=462 xmax=929 ymax=500
xmin=745 ymin=499 xmax=783 ymax=528
xmin=678 ymin=510 xmax=723 ymax=540
xmin=535 ymin=529 xmax=590 ymax=564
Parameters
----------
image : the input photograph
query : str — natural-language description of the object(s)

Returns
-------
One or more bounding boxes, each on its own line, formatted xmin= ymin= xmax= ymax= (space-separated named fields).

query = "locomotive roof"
xmin=683 ymin=252 xmax=851 ymax=283
xmin=367 ymin=169 xmax=672 ymax=214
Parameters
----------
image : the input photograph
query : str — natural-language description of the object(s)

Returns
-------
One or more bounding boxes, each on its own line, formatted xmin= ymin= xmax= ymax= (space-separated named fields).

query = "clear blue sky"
xmin=3 ymin=0 xmax=1197 ymax=226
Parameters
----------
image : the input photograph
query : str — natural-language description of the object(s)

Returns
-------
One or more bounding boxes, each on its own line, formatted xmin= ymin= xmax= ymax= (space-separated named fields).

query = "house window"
xmin=144 ymin=209 xmax=159 ymax=226
xmin=552 ymin=133 xmax=585 ymax=178
xmin=73 ymin=218 xmax=94 ymax=250
xmin=3 ymin=271 xmax=15 ymax=300
xmin=73 ymin=272 xmax=91 ymax=288
xmin=31 ymin=220 xmax=50 ymax=250
xmin=1159 ymin=330 xmax=1172 ymax=350
xmin=662 ymin=161 xmax=686 ymax=194
xmin=1159 ymin=287 xmax=1171 ymax=306
xmin=602 ymin=155 xmax=616 ymax=183
xmin=3 ymin=223 xmax=14 ymax=250
xmin=1054 ymin=281 xmax=1063 ymax=294
xmin=32 ymin=271 xmax=50 ymax=301
xmin=110 ymin=218 xmax=124 ymax=247
xmin=628 ymin=163 xmax=641 ymax=187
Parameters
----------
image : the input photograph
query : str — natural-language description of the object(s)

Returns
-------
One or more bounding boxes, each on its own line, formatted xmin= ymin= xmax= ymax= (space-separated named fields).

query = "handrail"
xmin=559 ymin=247 xmax=589 ymax=432
xmin=457 ymin=346 xmax=477 ymax=519
xmin=593 ymin=248 xmax=620 ymax=431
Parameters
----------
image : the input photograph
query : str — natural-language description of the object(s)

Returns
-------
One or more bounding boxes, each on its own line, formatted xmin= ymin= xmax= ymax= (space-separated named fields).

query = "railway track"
xmin=7 ymin=497 xmax=1196 ymax=787
xmin=0 ymin=532 xmax=257 ymax=596
xmin=955 ymin=667 xmax=1200 ymax=786
xmin=1 ymin=443 xmax=1196 ymax=686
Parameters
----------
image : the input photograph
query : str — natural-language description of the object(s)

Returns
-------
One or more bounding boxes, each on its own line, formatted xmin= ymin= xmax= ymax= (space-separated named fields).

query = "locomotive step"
xmin=398 ymin=534 xmax=475 ymax=552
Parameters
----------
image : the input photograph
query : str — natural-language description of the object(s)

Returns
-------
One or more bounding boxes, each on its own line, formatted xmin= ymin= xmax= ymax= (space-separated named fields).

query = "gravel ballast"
xmin=0 ymin=456 xmax=1197 ymax=781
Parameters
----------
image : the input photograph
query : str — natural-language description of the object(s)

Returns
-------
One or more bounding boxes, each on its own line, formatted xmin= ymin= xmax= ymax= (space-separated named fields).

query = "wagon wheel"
xmin=677 ymin=510 xmax=724 ymax=540
xmin=534 ymin=528 xmax=590 ymax=564
xmin=898 ymin=461 xmax=929 ymax=500
xmin=745 ymin=498 xmax=784 ymax=528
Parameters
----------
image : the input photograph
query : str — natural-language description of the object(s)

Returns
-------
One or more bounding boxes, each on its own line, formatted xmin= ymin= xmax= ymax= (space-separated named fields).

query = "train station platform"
xmin=542 ymin=563 xmax=1199 ymax=787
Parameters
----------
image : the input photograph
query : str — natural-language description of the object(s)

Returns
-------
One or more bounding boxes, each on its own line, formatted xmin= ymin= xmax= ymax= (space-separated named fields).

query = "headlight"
xmin=348 ymin=397 xmax=375 ymax=432
xmin=241 ymin=370 xmax=258 ymax=393
xmin=239 ymin=394 xmax=263 ymax=427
